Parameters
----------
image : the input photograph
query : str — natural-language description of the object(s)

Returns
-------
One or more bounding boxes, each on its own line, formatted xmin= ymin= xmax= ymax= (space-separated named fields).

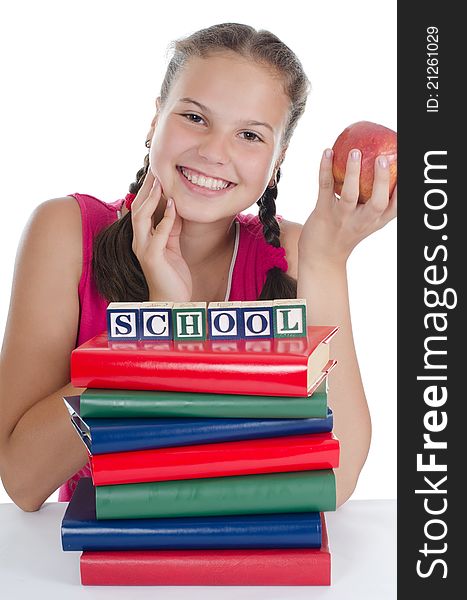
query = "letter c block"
xmin=106 ymin=302 xmax=142 ymax=341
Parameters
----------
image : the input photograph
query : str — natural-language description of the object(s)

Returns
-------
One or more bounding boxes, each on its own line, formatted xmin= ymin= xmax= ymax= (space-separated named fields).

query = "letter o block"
xmin=241 ymin=301 xmax=274 ymax=339
xmin=208 ymin=302 xmax=244 ymax=340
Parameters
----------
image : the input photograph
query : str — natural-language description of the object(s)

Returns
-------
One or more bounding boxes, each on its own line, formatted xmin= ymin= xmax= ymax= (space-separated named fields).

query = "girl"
xmin=0 ymin=23 xmax=396 ymax=510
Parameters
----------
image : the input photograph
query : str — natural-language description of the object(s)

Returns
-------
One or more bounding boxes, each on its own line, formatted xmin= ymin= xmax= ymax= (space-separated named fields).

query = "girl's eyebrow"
xmin=177 ymin=97 xmax=274 ymax=133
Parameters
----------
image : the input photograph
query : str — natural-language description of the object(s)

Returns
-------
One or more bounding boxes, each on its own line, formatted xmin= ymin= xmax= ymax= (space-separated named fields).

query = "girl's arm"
xmin=0 ymin=198 xmax=88 ymax=511
xmin=284 ymin=148 xmax=397 ymax=508
xmin=297 ymin=262 xmax=370 ymax=507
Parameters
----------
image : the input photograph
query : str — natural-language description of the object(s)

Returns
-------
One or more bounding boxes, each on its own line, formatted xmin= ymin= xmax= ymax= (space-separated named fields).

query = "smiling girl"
xmin=0 ymin=23 xmax=396 ymax=510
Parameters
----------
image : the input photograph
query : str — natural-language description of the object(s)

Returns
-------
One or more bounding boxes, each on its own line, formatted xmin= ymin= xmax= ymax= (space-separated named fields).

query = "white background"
xmin=0 ymin=0 xmax=396 ymax=504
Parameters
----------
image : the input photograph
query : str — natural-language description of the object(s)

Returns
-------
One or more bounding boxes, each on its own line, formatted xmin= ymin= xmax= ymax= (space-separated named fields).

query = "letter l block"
xmin=273 ymin=299 xmax=307 ymax=338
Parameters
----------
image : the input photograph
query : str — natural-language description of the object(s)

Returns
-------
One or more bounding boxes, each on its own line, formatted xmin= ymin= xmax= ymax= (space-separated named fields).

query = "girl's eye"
xmin=183 ymin=113 xmax=205 ymax=124
xmin=240 ymin=131 xmax=262 ymax=143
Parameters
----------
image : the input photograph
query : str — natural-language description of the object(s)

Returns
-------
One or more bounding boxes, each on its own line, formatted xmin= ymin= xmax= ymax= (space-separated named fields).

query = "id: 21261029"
xmin=426 ymin=26 xmax=439 ymax=113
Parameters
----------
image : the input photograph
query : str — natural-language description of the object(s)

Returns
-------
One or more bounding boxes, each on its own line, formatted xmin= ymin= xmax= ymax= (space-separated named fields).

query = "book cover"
xmin=62 ymin=477 xmax=323 ymax=551
xmin=95 ymin=469 xmax=336 ymax=520
xmin=79 ymin=514 xmax=331 ymax=585
xmin=75 ymin=377 xmax=330 ymax=419
xmin=90 ymin=432 xmax=339 ymax=486
xmin=71 ymin=325 xmax=338 ymax=397
xmin=65 ymin=392 xmax=333 ymax=454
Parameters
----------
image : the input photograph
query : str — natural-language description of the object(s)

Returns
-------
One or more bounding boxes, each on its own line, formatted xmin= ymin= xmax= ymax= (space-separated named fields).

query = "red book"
xmin=80 ymin=514 xmax=331 ymax=586
xmin=91 ymin=432 xmax=340 ymax=486
xmin=71 ymin=325 xmax=338 ymax=397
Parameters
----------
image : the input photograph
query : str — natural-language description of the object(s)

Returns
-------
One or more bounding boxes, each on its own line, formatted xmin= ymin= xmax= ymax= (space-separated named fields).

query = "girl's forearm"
xmin=297 ymin=259 xmax=371 ymax=507
xmin=1 ymin=382 xmax=88 ymax=511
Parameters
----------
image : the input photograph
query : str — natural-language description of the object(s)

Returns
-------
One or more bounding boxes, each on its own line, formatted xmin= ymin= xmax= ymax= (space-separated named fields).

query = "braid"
xmin=257 ymin=168 xmax=282 ymax=247
xmin=91 ymin=147 xmax=151 ymax=303
xmin=256 ymin=167 xmax=297 ymax=300
xmin=128 ymin=150 xmax=150 ymax=195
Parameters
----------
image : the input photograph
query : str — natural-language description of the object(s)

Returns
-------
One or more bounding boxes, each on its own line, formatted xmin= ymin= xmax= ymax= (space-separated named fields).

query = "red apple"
xmin=332 ymin=121 xmax=397 ymax=203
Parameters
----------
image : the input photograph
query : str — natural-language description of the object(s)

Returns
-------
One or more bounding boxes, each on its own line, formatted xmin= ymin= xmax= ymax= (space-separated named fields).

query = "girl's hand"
xmin=298 ymin=149 xmax=397 ymax=269
xmin=131 ymin=170 xmax=193 ymax=302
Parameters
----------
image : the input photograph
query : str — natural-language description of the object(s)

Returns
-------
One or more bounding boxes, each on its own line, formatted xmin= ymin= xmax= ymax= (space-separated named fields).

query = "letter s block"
xmin=106 ymin=302 xmax=142 ymax=341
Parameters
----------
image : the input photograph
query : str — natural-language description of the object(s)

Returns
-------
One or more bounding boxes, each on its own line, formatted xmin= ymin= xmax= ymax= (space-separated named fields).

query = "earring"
xmin=145 ymin=140 xmax=151 ymax=149
xmin=267 ymin=178 xmax=277 ymax=189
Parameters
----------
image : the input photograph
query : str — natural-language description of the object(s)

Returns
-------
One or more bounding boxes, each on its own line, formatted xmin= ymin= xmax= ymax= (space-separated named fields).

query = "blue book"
xmin=64 ymin=395 xmax=333 ymax=455
xmin=61 ymin=478 xmax=323 ymax=551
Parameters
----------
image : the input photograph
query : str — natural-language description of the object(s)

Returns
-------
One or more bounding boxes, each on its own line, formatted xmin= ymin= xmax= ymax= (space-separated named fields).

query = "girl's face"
xmin=149 ymin=52 xmax=290 ymax=223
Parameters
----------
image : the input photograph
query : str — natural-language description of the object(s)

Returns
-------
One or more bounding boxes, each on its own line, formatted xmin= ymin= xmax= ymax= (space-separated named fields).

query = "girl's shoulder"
xmin=31 ymin=195 xmax=83 ymax=237
xmin=27 ymin=195 xmax=83 ymax=275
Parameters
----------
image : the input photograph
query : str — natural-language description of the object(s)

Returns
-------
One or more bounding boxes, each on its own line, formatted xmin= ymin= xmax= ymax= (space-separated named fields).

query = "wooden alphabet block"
xmin=207 ymin=301 xmax=244 ymax=340
xmin=241 ymin=300 xmax=274 ymax=339
xmin=106 ymin=299 xmax=309 ymax=341
xmin=172 ymin=302 xmax=207 ymax=341
xmin=140 ymin=302 xmax=174 ymax=340
xmin=106 ymin=302 xmax=142 ymax=341
xmin=273 ymin=298 xmax=307 ymax=338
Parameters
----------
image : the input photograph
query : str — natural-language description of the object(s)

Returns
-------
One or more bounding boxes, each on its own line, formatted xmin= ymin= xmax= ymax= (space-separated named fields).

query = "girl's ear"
xmin=276 ymin=146 xmax=288 ymax=170
xmin=146 ymin=98 xmax=162 ymax=145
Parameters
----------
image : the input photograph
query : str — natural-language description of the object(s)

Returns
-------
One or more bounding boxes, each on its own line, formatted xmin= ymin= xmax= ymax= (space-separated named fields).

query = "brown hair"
xmin=93 ymin=22 xmax=310 ymax=302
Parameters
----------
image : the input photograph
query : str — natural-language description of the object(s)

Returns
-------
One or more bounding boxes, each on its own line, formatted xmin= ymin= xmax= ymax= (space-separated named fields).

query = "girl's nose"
xmin=198 ymin=131 xmax=230 ymax=164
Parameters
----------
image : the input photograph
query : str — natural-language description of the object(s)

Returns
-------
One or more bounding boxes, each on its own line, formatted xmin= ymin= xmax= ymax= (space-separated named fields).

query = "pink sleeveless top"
xmin=58 ymin=193 xmax=289 ymax=501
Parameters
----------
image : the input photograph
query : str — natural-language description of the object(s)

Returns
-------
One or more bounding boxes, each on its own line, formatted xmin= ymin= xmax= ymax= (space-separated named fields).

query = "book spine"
xmin=91 ymin=434 xmax=340 ymax=486
xmin=95 ymin=470 xmax=336 ymax=520
xmin=61 ymin=512 xmax=322 ymax=551
xmin=71 ymin=351 xmax=309 ymax=396
xmin=80 ymin=547 xmax=331 ymax=586
xmin=81 ymin=390 xmax=328 ymax=419
xmin=88 ymin=413 xmax=333 ymax=454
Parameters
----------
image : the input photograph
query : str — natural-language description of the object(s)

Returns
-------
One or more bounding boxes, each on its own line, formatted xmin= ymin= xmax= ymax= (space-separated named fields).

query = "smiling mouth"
xmin=177 ymin=166 xmax=236 ymax=191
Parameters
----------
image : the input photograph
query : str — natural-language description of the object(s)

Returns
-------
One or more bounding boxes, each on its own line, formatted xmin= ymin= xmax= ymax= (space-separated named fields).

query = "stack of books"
xmin=61 ymin=300 xmax=339 ymax=586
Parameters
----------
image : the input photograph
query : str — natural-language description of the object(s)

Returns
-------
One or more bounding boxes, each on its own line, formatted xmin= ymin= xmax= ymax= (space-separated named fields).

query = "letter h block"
xmin=140 ymin=302 xmax=174 ymax=340
xmin=207 ymin=302 xmax=244 ymax=340
xmin=273 ymin=299 xmax=307 ymax=338
xmin=106 ymin=302 xmax=142 ymax=341
xmin=172 ymin=302 xmax=207 ymax=341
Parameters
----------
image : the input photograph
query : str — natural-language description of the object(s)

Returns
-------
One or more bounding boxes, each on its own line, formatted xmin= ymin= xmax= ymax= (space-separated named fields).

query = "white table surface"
xmin=0 ymin=499 xmax=396 ymax=599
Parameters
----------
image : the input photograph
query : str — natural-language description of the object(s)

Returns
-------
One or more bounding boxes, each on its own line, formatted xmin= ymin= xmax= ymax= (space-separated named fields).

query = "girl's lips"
xmin=176 ymin=166 xmax=236 ymax=197
xmin=178 ymin=165 xmax=234 ymax=185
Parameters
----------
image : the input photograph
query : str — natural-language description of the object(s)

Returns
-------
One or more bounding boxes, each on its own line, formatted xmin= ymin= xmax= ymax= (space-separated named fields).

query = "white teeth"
xmin=181 ymin=168 xmax=230 ymax=190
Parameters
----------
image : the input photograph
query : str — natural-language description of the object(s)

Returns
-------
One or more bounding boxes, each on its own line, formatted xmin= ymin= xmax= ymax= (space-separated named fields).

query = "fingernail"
xmin=378 ymin=155 xmax=388 ymax=168
xmin=351 ymin=150 xmax=360 ymax=161
xmin=167 ymin=197 xmax=173 ymax=207
xmin=324 ymin=148 xmax=333 ymax=159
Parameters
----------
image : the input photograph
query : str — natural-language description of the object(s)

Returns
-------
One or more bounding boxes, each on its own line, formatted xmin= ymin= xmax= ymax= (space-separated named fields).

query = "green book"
xmin=80 ymin=380 xmax=328 ymax=419
xmin=95 ymin=470 xmax=336 ymax=520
